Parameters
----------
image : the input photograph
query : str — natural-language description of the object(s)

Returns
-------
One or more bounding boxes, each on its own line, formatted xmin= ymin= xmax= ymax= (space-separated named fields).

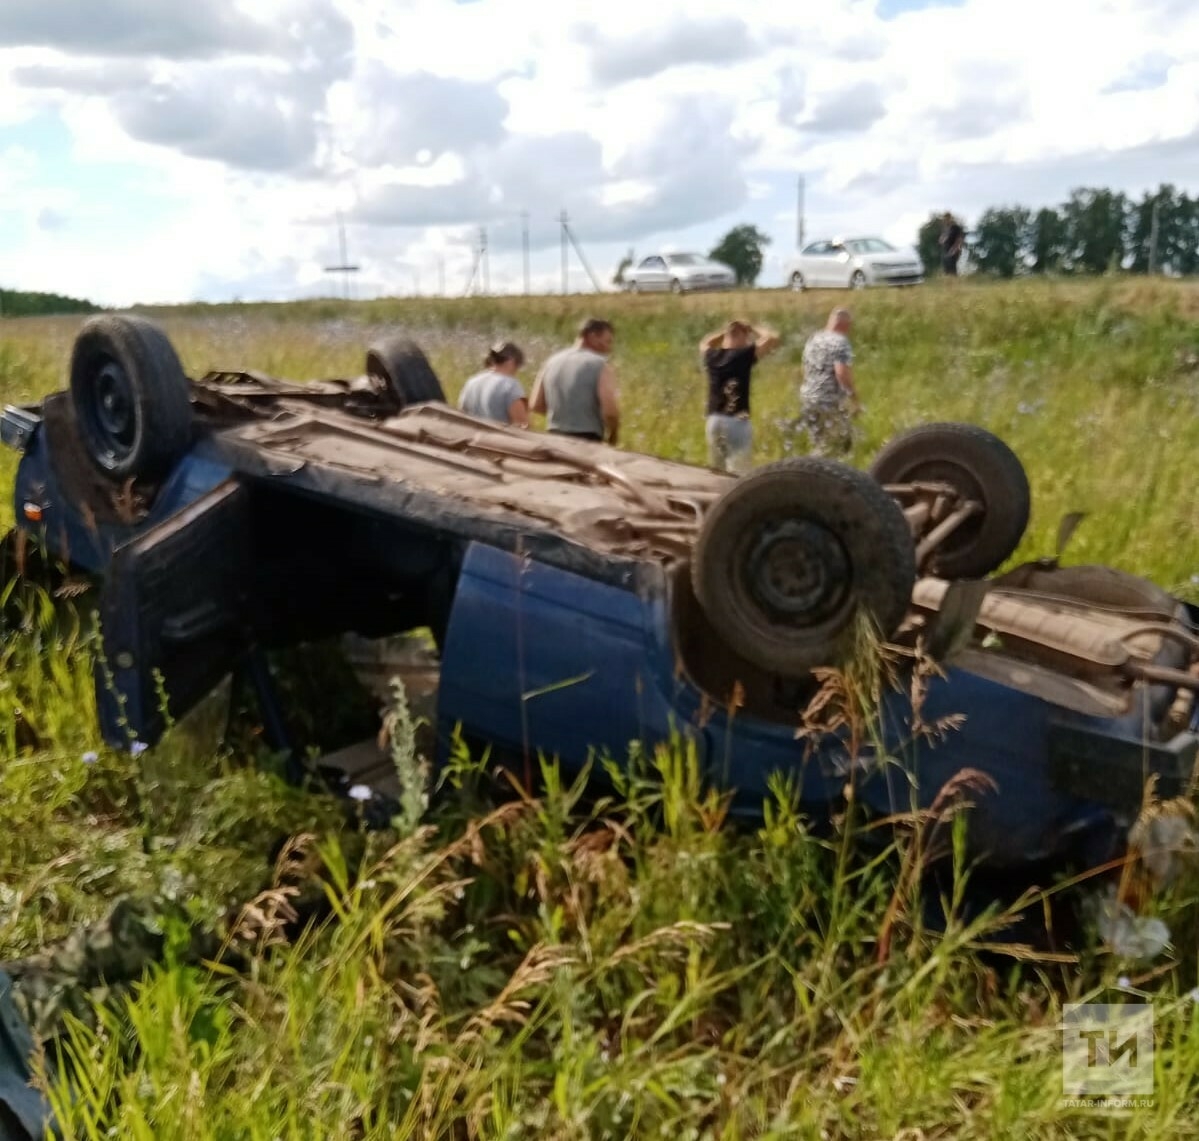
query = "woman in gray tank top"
xmin=457 ymin=342 xmax=529 ymax=426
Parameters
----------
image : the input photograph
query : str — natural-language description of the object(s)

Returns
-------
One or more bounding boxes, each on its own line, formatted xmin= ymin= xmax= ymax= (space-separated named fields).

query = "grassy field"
xmin=2 ymin=278 xmax=1199 ymax=1138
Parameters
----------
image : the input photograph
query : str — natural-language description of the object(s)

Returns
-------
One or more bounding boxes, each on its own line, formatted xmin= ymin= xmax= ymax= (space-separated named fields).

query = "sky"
xmin=1 ymin=0 xmax=1197 ymax=305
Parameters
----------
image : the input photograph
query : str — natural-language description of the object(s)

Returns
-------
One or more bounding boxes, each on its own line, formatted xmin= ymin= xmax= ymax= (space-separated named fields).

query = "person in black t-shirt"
xmin=939 ymin=212 xmax=965 ymax=276
xmin=698 ymin=318 xmax=780 ymax=473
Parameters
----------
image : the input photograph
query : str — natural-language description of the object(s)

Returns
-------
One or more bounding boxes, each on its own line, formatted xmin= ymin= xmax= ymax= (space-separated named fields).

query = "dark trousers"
xmin=549 ymin=429 xmax=602 ymax=441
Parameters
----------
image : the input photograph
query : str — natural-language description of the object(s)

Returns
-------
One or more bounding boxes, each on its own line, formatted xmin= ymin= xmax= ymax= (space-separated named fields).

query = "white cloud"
xmin=578 ymin=16 xmax=760 ymax=86
xmin=0 ymin=0 xmax=1196 ymax=302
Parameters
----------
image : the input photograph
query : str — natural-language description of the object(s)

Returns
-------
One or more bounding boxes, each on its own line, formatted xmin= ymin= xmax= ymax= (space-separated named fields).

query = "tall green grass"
xmin=2 ymin=279 xmax=1199 ymax=1137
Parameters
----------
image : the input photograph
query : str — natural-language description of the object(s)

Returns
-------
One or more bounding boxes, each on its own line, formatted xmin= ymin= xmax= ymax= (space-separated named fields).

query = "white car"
xmin=785 ymin=237 xmax=924 ymax=290
xmin=623 ymin=252 xmax=736 ymax=294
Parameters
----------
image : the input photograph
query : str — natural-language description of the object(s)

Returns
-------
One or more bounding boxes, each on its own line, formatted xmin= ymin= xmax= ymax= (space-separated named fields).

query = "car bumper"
xmin=679 ymin=278 xmax=736 ymax=291
xmin=869 ymin=271 xmax=924 ymax=286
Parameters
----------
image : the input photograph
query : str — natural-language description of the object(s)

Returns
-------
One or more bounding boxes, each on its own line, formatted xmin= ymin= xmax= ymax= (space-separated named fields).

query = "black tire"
xmin=670 ymin=279 xmax=684 ymax=295
xmin=628 ymin=281 xmax=640 ymax=294
xmin=850 ymin=270 xmax=867 ymax=290
xmin=691 ymin=458 xmax=916 ymax=676
xmin=365 ymin=336 xmax=446 ymax=408
xmin=69 ymin=315 xmax=193 ymax=481
xmin=790 ymin=271 xmax=805 ymax=292
xmin=869 ymin=422 xmax=1031 ymax=578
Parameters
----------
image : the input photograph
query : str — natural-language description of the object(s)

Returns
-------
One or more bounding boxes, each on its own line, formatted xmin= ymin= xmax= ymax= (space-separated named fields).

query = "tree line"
xmin=917 ymin=185 xmax=1199 ymax=279
xmin=0 ymin=289 xmax=99 ymax=317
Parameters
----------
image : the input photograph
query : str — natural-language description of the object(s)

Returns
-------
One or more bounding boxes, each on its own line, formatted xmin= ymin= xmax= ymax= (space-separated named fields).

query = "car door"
xmin=95 ymin=479 xmax=253 ymax=749
xmin=827 ymin=241 xmax=854 ymax=287
xmin=801 ymin=241 xmax=833 ymax=286
xmin=642 ymin=256 xmax=670 ymax=291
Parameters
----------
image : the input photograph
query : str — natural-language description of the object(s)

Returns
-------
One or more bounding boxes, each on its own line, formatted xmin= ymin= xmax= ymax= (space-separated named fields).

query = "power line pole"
xmin=561 ymin=214 xmax=603 ymax=292
xmin=521 ymin=210 xmax=530 ymax=295
xmin=481 ymin=227 xmax=490 ymax=295
xmin=323 ymin=211 xmax=360 ymax=300
xmin=462 ymin=239 xmax=484 ymax=297
xmin=561 ymin=211 xmax=569 ymax=294
xmin=1148 ymin=199 xmax=1161 ymax=275
xmin=796 ymin=175 xmax=805 ymax=249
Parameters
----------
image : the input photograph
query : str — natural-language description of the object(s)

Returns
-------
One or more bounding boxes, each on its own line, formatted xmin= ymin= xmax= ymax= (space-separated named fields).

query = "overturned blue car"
xmin=3 ymin=315 xmax=1198 ymax=877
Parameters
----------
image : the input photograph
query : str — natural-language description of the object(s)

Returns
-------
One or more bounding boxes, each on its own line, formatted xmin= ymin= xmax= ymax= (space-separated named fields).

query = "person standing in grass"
xmin=698 ymin=318 xmax=780 ymax=473
xmin=939 ymin=212 xmax=965 ymax=276
xmin=457 ymin=341 xmax=529 ymax=427
xmin=796 ymin=307 xmax=860 ymax=457
xmin=529 ymin=317 xmax=621 ymax=444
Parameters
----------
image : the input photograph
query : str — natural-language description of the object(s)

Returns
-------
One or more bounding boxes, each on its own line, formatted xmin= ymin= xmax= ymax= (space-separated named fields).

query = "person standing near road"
xmin=796 ymin=307 xmax=859 ymax=457
xmin=698 ymin=318 xmax=780 ymax=473
xmin=939 ymin=212 xmax=965 ymax=276
xmin=458 ymin=341 xmax=529 ymax=427
xmin=529 ymin=318 xmax=620 ymax=443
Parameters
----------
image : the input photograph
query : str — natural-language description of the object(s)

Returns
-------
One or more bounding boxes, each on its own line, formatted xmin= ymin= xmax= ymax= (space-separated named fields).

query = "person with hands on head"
xmin=698 ymin=318 xmax=780 ymax=473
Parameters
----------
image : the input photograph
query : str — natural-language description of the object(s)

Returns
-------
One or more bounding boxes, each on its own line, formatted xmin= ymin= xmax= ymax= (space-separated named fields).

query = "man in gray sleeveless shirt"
xmin=529 ymin=318 xmax=621 ymax=444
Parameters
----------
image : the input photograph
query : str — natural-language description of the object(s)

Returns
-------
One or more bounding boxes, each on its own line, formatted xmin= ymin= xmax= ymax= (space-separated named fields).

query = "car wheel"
xmin=869 ymin=422 xmax=1031 ymax=578
xmin=691 ymin=458 xmax=916 ymax=676
xmin=850 ymin=270 xmax=867 ymax=290
xmin=628 ymin=281 xmax=640 ymax=294
xmin=365 ymin=336 xmax=446 ymax=408
xmin=789 ymin=272 xmax=805 ymax=292
xmin=670 ymin=279 xmax=684 ymax=295
xmin=69 ymin=315 xmax=194 ymax=482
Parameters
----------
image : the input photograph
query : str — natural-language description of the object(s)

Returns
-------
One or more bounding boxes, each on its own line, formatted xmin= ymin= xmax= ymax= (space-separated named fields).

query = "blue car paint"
xmin=14 ymin=423 xmax=232 ymax=573
xmin=438 ymin=543 xmax=1134 ymax=862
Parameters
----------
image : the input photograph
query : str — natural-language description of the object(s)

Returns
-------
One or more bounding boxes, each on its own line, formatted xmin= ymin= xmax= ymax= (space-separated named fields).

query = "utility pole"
xmin=561 ymin=214 xmax=603 ymax=292
xmin=1148 ymin=198 xmax=1161 ymax=275
xmin=323 ymin=211 xmax=360 ymax=300
xmin=480 ymin=226 xmax=490 ymax=295
xmin=560 ymin=211 xmax=569 ymax=294
xmin=462 ymin=238 xmax=484 ymax=297
xmin=796 ymin=175 xmax=805 ymax=250
xmin=521 ymin=211 xmax=531 ymax=295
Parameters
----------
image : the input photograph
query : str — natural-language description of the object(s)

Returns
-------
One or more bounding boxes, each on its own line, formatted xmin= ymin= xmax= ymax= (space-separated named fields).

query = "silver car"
xmin=784 ymin=236 xmax=924 ymax=290
xmin=623 ymin=252 xmax=736 ymax=294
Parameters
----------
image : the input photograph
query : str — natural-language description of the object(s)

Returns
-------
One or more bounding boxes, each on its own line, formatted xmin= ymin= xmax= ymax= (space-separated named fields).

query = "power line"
xmin=561 ymin=210 xmax=569 ymax=294
xmin=521 ymin=211 xmax=530 ymax=295
xmin=323 ymin=211 xmax=360 ymax=300
xmin=1148 ymin=198 xmax=1161 ymax=275
xmin=796 ymin=175 xmax=806 ymax=250
xmin=560 ymin=211 xmax=603 ymax=293
xmin=462 ymin=243 xmax=483 ymax=297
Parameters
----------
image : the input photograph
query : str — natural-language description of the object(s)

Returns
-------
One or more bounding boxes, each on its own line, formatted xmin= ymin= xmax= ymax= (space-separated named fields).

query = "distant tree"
xmin=1061 ymin=187 xmax=1129 ymax=274
xmin=972 ymin=207 xmax=1032 ymax=278
xmin=917 ymin=185 xmax=1199 ymax=279
xmin=916 ymin=213 xmax=950 ymax=275
xmin=1127 ymin=184 xmax=1195 ymax=275
xmin=1029 ymin=207 xmax=1069 ymax=274
xmin=611 ymin=248 xmax=635 ymax=286
xmin=709 ymin=225 xmax=771 ymax=286
xmin=0 ymin=289 xmax=99 ymax=318
xmin=1177 ymin=194 xmax=1199 ymax=276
